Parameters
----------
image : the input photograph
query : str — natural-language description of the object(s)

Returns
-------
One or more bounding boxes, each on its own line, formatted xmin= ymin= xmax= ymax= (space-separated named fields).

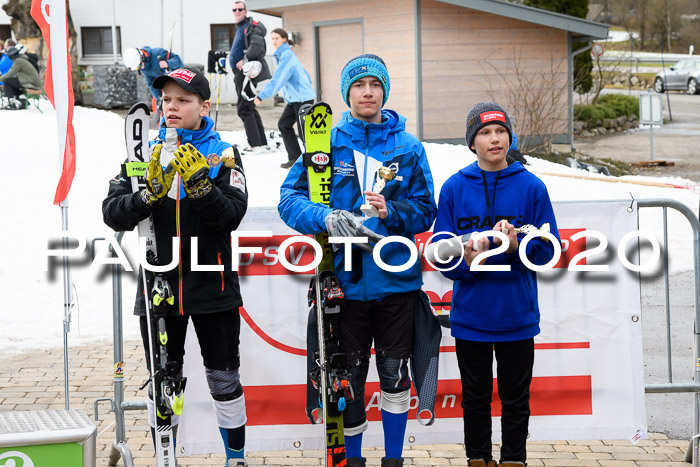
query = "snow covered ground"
xmin=0 ymin=101 xmax=698 ymax=354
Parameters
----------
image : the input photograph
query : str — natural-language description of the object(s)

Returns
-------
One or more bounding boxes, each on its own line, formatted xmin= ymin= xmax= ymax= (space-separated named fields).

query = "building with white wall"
xmin=1 ymin=0 xmax=282 ymax=104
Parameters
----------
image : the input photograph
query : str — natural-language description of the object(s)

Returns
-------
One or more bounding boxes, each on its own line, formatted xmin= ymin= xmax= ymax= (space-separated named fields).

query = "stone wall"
xmin=574 ymin=114 xmax=639 ymax=139
xmin=87 ymin=63 xmax=205 ymax=109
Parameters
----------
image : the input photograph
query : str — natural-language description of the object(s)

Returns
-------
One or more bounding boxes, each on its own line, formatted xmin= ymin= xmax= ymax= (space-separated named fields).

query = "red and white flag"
xmin=31 ymin=0 xmax=76 ymax=205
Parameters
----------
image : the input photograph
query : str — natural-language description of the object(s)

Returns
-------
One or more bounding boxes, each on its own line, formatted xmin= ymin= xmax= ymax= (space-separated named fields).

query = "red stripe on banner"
xmin=31 ymin=0 xmax=77 ymax=205
xmin=243 ymin=376 xmax=592 ymax=426
xmin=239 ymin=307 xmax=306 ymax=356
xmin=439 ymin=342 xmax=590 ymax=352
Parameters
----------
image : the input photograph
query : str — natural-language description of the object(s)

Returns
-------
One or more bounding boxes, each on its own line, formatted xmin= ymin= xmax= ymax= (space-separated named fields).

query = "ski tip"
xmin=127 ymin=102 xmax=151 ymax=116
xmin=312 ymin=101 xmax=332 ymax=115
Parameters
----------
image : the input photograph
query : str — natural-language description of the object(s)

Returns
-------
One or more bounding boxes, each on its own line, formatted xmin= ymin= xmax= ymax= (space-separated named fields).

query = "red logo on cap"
xmin=480 ymin=111 xmax=506 ymax=124
xmin=168 ymin=69 xmax=196 ymax=83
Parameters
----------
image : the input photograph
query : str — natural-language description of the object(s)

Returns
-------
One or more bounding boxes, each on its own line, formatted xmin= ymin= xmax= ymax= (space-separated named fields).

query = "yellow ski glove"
xmin=171 ymin=143 xmax=213 ymax=199
xmin=143 ymin=144 xmax=176 ymax=205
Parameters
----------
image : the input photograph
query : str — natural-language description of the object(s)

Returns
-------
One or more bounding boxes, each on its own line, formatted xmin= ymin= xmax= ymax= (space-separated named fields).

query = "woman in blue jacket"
xmin=254 ymin=29 xmax=315 ymax=169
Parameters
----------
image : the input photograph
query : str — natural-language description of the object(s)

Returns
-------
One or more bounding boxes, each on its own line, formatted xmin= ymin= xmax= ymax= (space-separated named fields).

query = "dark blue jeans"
xmin=455 ymin=338 xmax=534 ymax=463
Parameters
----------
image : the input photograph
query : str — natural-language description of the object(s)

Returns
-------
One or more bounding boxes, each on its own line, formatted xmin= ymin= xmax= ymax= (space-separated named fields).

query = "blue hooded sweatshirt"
xmin=278 ymin=109 xmax=437 ymax=301
xmin=256 ymin=42 xmax=315 ymax=104
xmin=433 ymin=161 xmax=560 ymax=342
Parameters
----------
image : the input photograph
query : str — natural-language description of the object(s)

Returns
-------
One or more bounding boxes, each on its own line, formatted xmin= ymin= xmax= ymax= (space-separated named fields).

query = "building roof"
xmin=248 ymin=0 xmax=609 ymax=40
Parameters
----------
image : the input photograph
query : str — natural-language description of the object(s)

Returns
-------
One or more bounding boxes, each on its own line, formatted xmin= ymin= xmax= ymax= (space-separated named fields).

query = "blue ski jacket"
xmin=279 ymin=109 xmax=437 ymax=301
xmin=103 ymin=116 xmax=248 ymax=317
xmin=140 ymin=46 xmax=184 ymax=99
xmin=256 ymin=42 xmax=315 ymax=104
xmin=433 ymin=161 xmax=560 ymax=342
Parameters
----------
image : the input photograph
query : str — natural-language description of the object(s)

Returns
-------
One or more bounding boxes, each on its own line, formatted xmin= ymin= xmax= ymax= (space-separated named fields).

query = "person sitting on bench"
xmin=0 ymin=46 xmax=42 ymax=110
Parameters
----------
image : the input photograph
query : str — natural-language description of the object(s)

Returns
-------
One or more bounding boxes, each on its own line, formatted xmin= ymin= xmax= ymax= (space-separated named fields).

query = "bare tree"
xmin=2 ymin=0 xmax=82 ymax=103
xmin=480 ymin=48 xmax=569 ymax=155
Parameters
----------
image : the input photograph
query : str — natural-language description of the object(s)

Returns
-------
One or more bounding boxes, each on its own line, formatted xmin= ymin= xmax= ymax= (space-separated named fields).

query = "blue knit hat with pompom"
xmin=340 ymin=54 xmax=390 ymax=108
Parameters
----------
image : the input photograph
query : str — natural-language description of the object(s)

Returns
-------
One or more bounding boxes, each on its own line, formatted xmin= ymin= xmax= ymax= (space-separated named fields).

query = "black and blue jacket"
xmin=433 ymin=161 xmax=560 ymax=342
xmin=103 ymin=116 xmax=248 ymax=316
xmin=279 ymin=109 xmax=437 ymax=300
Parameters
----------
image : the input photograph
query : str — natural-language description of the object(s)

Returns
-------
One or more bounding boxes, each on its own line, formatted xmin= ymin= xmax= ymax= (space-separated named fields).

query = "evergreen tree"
xmin=524 ymin=0 xmax=593 ymax=94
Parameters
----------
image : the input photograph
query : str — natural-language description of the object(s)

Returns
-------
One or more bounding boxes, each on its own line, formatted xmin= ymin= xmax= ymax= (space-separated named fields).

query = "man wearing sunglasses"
xmin=229 ymin=1 xmax=271 ymax=152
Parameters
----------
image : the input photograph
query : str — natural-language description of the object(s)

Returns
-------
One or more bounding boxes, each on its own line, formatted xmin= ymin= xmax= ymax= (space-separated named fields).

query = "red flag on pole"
xmin=31 ymin=0 xmax=76 ymax=205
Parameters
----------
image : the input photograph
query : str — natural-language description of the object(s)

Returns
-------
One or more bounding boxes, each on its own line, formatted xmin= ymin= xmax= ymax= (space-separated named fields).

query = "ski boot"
xmin=227 ymin=459 xmax=248 ymax=467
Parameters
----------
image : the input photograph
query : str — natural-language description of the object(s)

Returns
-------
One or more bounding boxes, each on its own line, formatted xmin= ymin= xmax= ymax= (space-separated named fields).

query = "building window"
xmin=211 ymin=24 xmax=236 ymax=51
xmin=0 ymin=25 xmax=11 ymax=43
xmin=81 ymin=26 xmax=121 ymax=57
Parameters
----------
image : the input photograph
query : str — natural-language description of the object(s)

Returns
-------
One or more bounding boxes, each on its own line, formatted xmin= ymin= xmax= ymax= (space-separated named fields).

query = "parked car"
xmin=653 ymin=58 xmax=700 ymax=94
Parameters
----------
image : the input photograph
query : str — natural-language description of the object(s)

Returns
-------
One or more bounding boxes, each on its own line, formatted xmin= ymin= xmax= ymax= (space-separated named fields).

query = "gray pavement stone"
xmin=0 ymin=342 xmax=695 ymax=466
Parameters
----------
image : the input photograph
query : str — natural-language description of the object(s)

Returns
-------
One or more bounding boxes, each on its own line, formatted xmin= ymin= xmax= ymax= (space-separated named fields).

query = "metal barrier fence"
xmin=637 ymin=199 xmax=700 ymax=466
xmin=94 ymin=198 xmax=700 ymax=466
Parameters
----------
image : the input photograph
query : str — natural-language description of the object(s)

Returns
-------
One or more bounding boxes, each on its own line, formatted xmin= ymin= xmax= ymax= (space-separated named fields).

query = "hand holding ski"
xmin=145 ymin=144 xmax=176 ymax=203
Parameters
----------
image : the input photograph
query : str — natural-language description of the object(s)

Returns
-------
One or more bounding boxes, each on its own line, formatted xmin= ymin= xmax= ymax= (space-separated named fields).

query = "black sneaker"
xmin=346 ymin=457 xmax=366 ymax=467
xmin=280 ymin=160 xmax=295 ymax=169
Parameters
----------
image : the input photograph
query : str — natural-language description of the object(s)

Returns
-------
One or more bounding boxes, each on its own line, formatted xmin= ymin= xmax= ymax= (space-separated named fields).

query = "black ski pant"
xmin=234 ymin=70 xmax=267 ymax=148
xmin=2 ymin=78 xmax=24 ymax=100
xmin=139 ymin=309 xmax=241 ymax=372
xmin=455 ymin=338 xmax=534 ymax=463
xmin=279 ymin=100 xmax=313 ymax=162
xmin=339 ymin=291 xmax=417 ymax=431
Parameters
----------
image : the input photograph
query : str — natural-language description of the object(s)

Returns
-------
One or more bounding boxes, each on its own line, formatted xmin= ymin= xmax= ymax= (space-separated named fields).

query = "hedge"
xmin=574 ymin=95 xmax=639 ymax=128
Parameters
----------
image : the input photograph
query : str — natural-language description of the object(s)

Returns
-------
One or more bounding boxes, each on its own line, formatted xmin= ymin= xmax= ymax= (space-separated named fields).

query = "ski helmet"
xmin=242 ymin=60 xmax=262 ymax=79
xmin=123 ymin=48 xmax=144 ymax=71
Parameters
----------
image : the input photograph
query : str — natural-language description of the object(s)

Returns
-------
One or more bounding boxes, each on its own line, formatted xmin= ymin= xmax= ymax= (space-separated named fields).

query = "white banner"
xmin=179 ymin=201 xmax=646 ymax=455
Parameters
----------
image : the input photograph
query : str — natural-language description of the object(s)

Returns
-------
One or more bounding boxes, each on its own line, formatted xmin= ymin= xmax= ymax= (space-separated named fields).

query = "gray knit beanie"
xmin=465 ymin=102 xmax=513 ymax=150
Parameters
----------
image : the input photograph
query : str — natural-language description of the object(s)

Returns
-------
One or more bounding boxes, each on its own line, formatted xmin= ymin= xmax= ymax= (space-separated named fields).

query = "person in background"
xmin=254 ymin=28 xmax=315 ymax=169
xmin=229 ymin=0 xmax=271 ymax=153
xmin=123 ymin=46 xmax=184 ymax=107
xmin=0 ymin=45 xmax=42 ymax=110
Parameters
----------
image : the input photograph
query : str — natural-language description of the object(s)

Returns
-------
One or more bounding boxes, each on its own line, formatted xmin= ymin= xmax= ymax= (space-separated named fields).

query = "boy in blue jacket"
xmin=278 ymin=54 xmax=437 ymax=467
xmin=103 ymin=68 xmax=249 ymax=467
xmin=432 ymin=102 xmax=560 ymax=467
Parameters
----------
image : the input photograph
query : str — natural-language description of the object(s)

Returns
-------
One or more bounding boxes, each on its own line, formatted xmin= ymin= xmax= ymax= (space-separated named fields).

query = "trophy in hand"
xmin=508 ymin=222 xmax=551 ymax=242
xmin=361 ymin=165 xmax=397 ymax=217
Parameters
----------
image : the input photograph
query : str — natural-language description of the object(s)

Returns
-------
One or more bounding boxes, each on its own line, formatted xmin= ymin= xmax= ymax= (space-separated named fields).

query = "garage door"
xmin=317 ymin=22 xmax=363 ymax=117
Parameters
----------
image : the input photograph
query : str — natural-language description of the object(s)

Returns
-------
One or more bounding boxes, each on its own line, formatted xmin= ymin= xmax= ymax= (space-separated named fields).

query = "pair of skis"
xmin=124 ymin=103 xmax=186 ymax=467
xmin=301 ymin=102 xmax=353 ymax=467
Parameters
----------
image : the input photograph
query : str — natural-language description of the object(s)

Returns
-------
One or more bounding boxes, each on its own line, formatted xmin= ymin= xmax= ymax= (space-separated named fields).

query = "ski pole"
xmin=214 ymin=73 xmax=222 ymax=131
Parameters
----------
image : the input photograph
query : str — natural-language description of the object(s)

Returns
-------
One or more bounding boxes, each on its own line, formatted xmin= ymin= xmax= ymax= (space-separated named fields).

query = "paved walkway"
xmin=0 ymin=343 xmax=692 ymax=466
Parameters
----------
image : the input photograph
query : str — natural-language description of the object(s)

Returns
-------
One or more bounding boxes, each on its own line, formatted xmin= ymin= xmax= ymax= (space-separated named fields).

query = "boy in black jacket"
xmin=103 ymin=68 xmax=250 ymax=467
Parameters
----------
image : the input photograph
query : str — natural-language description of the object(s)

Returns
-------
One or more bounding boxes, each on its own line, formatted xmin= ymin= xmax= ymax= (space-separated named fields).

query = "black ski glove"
xmin=324 ymin=209 xmax=384 ymax=252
